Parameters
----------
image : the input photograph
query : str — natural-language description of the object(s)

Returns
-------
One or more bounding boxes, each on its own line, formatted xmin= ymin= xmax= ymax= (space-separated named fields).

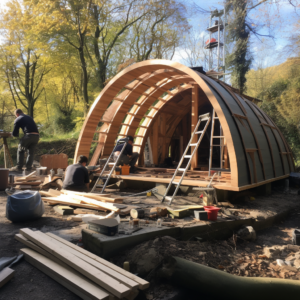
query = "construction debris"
xmin=40 ymin=189 xmax=123 ymax=213
xmin=53 ymin=205 xmax=74 ymax=215
xmin=15 ymin=229 xmax=149 ymax=299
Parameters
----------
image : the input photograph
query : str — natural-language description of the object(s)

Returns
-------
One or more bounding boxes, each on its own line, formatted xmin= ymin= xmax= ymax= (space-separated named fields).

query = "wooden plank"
xmin=42 ymin=197 xmax=118 ymax=212
xmin=19 ymin=229 xmax=131 ymax=298
xmin=63 ymin=194 xmax=120 ymax=213
xmin=20 ymin=248 xmax=109 ymax=300
xmin=15 ymin=185 xmax=32 ymax=189
xmin=48 ymin=189 xmax=63 ymax=196
xmin=0 ymin=267 xmax=15 ymax=288
xmin=42 ymin=197 xmax=110 ymax=211
xmin=30 ymin=232 xmax=139 ymax=290
xmin=25 ymin=170 xmax=37 ymax=180
xmin=39 ymin=191 xmax=62 ymax=198
xmin=44 ymin=194 xmax=120 ymax=213
xmin=62 ymin=190 xmax=123 ymax=204
xmin=14 ymin=181 xmax=42 ymax=185
xmin=46 ymin=232 xmax=150 ymax=290
xmin=15 ymin=234 xmax=70 ymax=266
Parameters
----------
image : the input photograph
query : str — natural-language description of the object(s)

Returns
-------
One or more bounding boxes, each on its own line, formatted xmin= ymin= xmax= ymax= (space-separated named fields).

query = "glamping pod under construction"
xmin=75 ymin=60 xmax=294 ymax=191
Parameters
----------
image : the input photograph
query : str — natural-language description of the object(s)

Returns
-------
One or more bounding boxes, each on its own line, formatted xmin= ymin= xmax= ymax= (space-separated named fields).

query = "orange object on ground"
xmin=121 ymin=165 xmax=130 ymax=175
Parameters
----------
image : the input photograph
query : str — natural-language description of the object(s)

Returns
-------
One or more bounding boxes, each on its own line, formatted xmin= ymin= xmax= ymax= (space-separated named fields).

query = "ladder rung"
xmin=108 ymin=163 xmax=116 ymax=166
xmin=173 ymin=181 xmax=180 ymax=185
xmin=190 ymin=143 xmax=197 ymax=147
xmin=214 ymin=117 xmax=219 ymax=119
xmin=165 ymin=196 xmax=173 ymax=201
xmin=178 ymin=168 xmax=186 ymax=172
xmin=212 ymin=136 xmax=225 ymax=138
xmin=184 ymin=155 xmax=192 ymax=158
xmin=195 ymin=131 xmax=203 ymax=134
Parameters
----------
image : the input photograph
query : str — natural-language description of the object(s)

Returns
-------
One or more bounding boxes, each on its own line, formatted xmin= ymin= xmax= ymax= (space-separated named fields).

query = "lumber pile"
xmin=16 ymin=229 xmax=149 ymax=299
xmin=40 ymin=189 xmax=123 ymax=213
xmin=13 ymin=171 xmax=51 ymax=190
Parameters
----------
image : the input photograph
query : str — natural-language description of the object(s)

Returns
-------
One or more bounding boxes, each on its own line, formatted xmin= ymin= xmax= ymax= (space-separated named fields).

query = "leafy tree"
xmin=127 ymin=1 xmax=189 ymax=62
xmin=90 ymin=0 xmax=167 ymax=89
xmin=0 ymin=0 xmax=53 ymax=117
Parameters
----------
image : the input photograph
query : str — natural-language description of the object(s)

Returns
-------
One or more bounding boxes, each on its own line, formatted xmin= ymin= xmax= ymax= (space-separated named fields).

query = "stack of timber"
xmin=40 ymin=189 xmax=123 ymax=213
xmin=16 ymin=228 xmax=149 ymax=299
xmin=13 ymin=171 xmax=51 ymax=190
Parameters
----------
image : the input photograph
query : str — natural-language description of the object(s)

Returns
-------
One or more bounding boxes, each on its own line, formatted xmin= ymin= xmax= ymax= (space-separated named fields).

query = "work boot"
xmin=9 ymin=166 xmax=22 ymax=172
xmin=130 ymin=166 xmax=137 ymax=174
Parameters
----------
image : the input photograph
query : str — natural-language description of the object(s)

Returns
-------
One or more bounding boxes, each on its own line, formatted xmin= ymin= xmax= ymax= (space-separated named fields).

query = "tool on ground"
xmin=161 ymin=113 xmax=211 ymax=205
xmin=91 ymin=137 xmax=129 ymax=194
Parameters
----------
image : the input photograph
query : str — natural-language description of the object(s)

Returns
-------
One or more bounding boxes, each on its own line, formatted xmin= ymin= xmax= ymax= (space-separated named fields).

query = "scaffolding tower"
xmin=205 ymin=7 xmax=227 ymax=80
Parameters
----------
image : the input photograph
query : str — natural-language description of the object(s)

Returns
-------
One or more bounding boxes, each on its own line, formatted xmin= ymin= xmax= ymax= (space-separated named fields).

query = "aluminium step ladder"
xmin=161 ymin=113 xmax=212 ymax=205
xmin=91 ymin=137 xmax=129 ymax=193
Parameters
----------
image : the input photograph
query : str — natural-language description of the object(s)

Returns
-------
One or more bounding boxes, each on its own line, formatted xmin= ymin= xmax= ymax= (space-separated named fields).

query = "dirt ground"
xmin=0 ymin=191 xmax=82 ymax=300
xmin=0 ymin=188 xmax=300 ymax=300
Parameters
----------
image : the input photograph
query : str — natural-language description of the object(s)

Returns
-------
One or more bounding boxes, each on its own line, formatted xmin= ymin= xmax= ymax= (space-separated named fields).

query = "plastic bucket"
xmin=0 ymin=168 xmax=9 ymax=190
xmin=204 ymin=206 xmax=220 ymax=221
xmin=121 ymin=165 xmax=130 ymax=175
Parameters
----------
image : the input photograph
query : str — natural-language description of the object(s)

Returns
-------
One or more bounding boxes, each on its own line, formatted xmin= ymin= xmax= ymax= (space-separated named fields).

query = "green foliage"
xmin=257 ymin=64 xmax=300 ymax=164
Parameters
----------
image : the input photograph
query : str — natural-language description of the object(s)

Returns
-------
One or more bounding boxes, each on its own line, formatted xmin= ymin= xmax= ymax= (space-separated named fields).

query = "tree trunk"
xmin=27 ymin=97 xmax=34 ymax=117
xmin=93 ymin=26 xmax=106 ymax=90
xmin=78 ymin=47 xmax=89 ymax=116
xmin=98 ymin=61 xmax=106 ymax=90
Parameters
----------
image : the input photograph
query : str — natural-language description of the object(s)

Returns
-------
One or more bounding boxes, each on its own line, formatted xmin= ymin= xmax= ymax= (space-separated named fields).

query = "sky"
xmin=0 ymin=0 xmax=299 ymax=70
xmin=180 ymin=0 xmax=300 ymax=69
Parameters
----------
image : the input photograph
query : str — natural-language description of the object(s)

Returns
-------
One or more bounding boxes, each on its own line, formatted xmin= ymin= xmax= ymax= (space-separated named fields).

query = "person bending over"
xmin=10 ymin=108 xmax=39 ymax=172
xmin=113 ymin=136 xmax=139 ymax=173
xmin=63 ymin=155 xmax=90 ymax=192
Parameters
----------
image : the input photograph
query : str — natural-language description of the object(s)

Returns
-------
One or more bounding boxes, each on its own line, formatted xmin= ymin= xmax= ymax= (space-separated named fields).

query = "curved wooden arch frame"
xmin=75 ymin=60 xmax=238 ymax=186
xmin=76 ymin=59 xmax=294 ymax=189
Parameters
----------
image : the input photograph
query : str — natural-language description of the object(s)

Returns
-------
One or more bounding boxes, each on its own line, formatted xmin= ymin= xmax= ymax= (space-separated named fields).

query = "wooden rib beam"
xmin=75 ymin=60 xmax=294 ymax=190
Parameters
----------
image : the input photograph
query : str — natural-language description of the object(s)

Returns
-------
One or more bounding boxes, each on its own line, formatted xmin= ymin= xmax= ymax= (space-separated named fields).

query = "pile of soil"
xmin=112 ymin=236 xmax=300 ymax=280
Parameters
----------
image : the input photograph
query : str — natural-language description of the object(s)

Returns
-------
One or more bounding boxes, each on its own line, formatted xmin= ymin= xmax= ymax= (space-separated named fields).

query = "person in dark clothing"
xmin=113 ymin=136 xmax=139 ymax=173
xmin=63 ymin=155 xmax=90 ymax=192
xmin=10 ymin=109 xmax=39 ymax=172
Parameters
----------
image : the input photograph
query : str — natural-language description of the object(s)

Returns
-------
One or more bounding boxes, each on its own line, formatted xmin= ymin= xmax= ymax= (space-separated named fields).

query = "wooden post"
xmin=191 ymin=85 xmax=199 ymax=170
xmin=152 ymin=119 xmax=159 ymax=165
xmin=161 ymin=113 xmax=167 ymax=162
